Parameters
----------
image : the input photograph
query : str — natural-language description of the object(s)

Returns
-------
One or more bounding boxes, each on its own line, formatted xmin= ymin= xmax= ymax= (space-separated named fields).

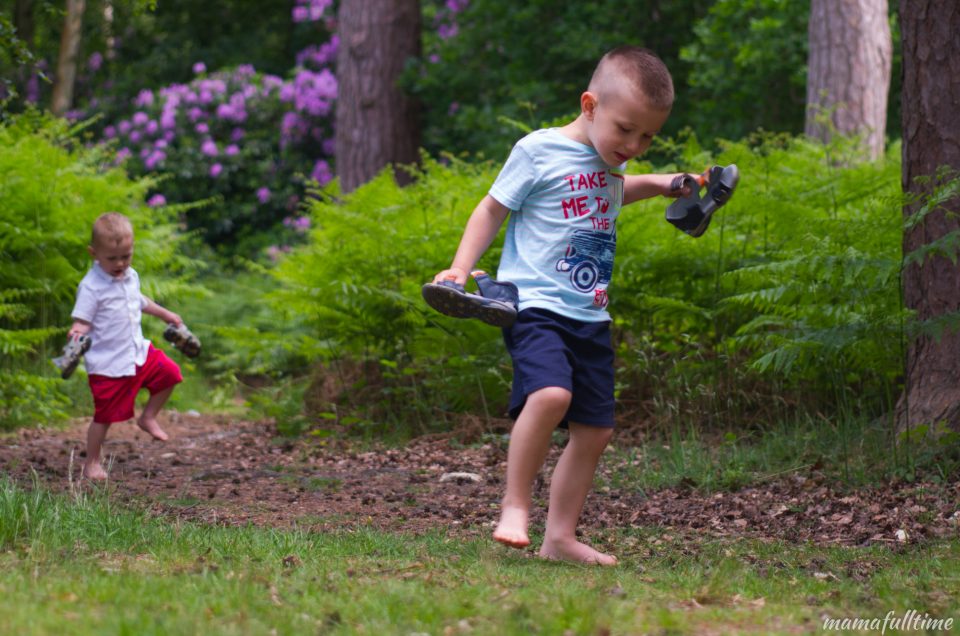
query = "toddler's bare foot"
xmin=137 ymin=416 xmax=169 ymax=441
xmin=493 ymin=505 xmax=531 ymax=548
xmin=539 ymin=538 xmax=618 ymax=566
xmin=83 ymin=462 xmax=108 ymax=481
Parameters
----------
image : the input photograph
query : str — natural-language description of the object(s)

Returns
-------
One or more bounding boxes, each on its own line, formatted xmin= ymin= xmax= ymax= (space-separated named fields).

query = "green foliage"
xmin=412 ymin=0 xmax=712 ymax=159
xmin=248 ymin=132 xmax=911 ymax=436
xmin=0 ymin=111 xmax=200 ymax=429
xmin=611 ymin=132 xmax=903 ymax=426
xmin=268 ymin=155 xmax=511 ymax=435
xmin=680 ymin=0 xmax=810 ymax=140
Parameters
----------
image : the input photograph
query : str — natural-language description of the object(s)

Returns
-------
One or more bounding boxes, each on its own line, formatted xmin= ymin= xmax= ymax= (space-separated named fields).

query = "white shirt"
xmin=71 ymin=262 xmax=151 ymax=377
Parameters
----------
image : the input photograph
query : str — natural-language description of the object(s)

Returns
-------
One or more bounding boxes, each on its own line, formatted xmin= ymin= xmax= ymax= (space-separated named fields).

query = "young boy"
xmin=68 ymin=212 xmax=185 ymax=480
xmin=430 ymin=46 xmax=688 ymax=565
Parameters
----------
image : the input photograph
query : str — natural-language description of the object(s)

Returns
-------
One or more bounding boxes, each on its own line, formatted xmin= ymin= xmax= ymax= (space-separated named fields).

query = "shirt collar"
xmin=91 ymin=261 xmax=131 ymax=283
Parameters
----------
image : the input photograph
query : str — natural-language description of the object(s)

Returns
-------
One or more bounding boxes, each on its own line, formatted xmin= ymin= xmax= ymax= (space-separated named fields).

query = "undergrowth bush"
xmin=251 ymin=132 xmax=906 ymax=437
xmin=0 ymin=111 xmax=203 ymax=429
xmin=266 ymin=154 xmax=510 ymax=437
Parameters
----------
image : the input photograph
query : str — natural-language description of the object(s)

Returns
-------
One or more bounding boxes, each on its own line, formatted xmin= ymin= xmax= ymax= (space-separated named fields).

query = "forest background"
xmin=0 ymin=0 xmax=957 ymax=484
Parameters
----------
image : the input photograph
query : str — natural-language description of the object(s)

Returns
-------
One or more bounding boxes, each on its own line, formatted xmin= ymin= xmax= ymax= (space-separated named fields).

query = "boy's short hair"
xmin=92 ymin=212 xmax=134 ymax=247
xmin=589 ymin=46 xmax=674 ymax=111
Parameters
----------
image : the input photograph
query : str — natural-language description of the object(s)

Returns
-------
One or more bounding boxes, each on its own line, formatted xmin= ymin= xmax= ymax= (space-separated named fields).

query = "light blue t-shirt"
xmin=490 ymin=128 xmax=624 ymax=322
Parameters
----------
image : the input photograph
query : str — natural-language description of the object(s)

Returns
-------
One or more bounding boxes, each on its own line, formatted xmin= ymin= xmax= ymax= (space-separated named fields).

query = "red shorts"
xmin=88 ymin=344 xmax=183 ymax=424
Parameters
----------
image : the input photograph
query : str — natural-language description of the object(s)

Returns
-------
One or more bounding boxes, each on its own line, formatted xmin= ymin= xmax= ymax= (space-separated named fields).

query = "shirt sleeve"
xmin=71 ymin=282 xmax=98 ymax=323
xmin=489 ymin=141 xmax=537 ymax=211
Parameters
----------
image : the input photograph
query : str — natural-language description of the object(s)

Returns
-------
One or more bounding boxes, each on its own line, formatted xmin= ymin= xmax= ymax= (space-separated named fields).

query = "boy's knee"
xmin=527 ymin=386 xmax=573 ymax=414
xmin=571 ymin=422 xmax=614 ymax=448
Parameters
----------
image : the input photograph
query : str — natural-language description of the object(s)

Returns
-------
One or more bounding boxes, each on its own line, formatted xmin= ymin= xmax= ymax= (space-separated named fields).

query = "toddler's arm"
xmin=67 ymin=319 xmax=92 ymax=340
xmin=433 ymin=195 xmax=511 ymax=286
xmin=623 ymin=172 xmax=691 ymax=206
xmin=142 ymin=296 xmax=183 ymax=327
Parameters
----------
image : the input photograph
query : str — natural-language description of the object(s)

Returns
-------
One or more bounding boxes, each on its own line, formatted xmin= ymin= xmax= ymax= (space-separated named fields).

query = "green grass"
xmin=1 ymin=477 xmax=957 ymax=635
xmin=601 ymin=414 xmax=960 ymax=493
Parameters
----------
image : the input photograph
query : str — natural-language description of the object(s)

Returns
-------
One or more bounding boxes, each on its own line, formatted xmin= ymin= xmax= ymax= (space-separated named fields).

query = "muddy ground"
xmin=1 ymin=412 xmax=957 ymax=551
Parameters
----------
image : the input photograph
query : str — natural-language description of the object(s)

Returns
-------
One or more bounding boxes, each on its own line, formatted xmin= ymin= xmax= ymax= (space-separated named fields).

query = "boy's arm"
xmin=142 ymin=296 xmax=183 ymax=326
xmin=433 ymin=194 xmax=511 ymax=286
xmin=623 ymin=173 xmax=690 ymax=206
xmin=68 ymin=319 xmax=92 ymax=340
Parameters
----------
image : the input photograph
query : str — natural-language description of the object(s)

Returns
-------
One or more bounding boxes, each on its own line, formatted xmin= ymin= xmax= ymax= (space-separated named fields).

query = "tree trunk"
xmin=14 ymin=0 xmax=36 ymax=48
xmin=51 ymin=0 xmax=86 ymax=116
xmin=805 ymin=0 xmax=892 ymax=160
xmin=896 ymin=0 xmax=960 ymax=433
xmin=335 ymin=0 xmax=421 ymax=193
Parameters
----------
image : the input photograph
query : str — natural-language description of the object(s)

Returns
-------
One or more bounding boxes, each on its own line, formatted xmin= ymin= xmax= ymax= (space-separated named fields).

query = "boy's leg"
xmin=539 ymin=422 xmax=617 ymax=565
xmin=493 ymin=386 xmax=571 ymax=548
xmin=137 ymin=385 xmax=173 ymax=441
xmin=83 ymin=421 xmax=110 ymax=480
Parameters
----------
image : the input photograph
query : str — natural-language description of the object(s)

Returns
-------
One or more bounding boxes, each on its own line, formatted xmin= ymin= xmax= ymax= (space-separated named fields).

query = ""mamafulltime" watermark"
xmin=823 ymin=610 xmax=954 ymax=634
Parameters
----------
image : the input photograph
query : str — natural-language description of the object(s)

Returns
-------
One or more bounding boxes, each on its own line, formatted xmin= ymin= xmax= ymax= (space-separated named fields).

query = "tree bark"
xmin=896 ymin=0 xmax=960 ymax=433
xmin=14 ymin=0 xmax=36 ymax=48
xmin=335 ymin=0 xmax=421 ymax=193
xmin=805 ymin=0 xmax=892 ymax=160
xmin=51 ymin=0 xmax=86 ymax=116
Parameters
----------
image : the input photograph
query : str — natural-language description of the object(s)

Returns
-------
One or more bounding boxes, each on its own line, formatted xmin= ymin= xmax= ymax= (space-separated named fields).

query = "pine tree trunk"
xmin=805 ymin=0 xmax=892 ymax=160
xmin=335 ymin=0 xmax=421 ymax=193
xmin=896 ymin=0 xmax=960 ymax=434
xmin=51 ymin=0 xmax=86 ymax=116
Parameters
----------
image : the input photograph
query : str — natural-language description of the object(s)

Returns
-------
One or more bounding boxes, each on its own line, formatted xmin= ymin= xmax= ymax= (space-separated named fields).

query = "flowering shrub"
xmin=98 ymin=54 xmax=336 ymax=256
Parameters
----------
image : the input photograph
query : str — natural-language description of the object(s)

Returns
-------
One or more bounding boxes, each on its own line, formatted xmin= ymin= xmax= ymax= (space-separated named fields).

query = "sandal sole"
xmin=422 ymin=283 xmax=517 ymax=328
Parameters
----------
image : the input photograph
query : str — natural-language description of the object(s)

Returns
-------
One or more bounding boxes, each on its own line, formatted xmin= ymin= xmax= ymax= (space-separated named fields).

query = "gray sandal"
xmin=422 ymin=271 xmax=519 ymax=328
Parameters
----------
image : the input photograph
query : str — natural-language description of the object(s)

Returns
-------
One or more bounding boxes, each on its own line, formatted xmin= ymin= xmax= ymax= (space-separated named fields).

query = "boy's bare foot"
xmin=539 ymin=538 xmax=618 ymax=566
xmin=493 ymin=505 xmax=531 ymax=548
xmin=82 ymin=462 xmax=108 ymax=481
xmin=137 ymin=416 xmax=169 ymax=441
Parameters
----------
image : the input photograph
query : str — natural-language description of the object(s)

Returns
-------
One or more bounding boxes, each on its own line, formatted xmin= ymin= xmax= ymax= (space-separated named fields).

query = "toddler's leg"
xmin=539 ymin=422 xmax=617 ymax=565
xmin=83 ymin=421 xmax=110 ymax=480
xmin=493 ymin=386 xmax=571 ymax=548
xmin=137 ymin=385 xmax=173 ymax=441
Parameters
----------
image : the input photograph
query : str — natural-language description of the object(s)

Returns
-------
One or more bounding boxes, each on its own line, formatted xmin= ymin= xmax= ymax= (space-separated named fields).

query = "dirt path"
xmin=2 ymin=412 xmax=957 ymax=549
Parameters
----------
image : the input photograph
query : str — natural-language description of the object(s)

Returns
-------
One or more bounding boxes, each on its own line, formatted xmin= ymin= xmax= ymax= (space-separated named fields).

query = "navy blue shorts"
xmin=503 ymin=307 xmax=615 ymax=428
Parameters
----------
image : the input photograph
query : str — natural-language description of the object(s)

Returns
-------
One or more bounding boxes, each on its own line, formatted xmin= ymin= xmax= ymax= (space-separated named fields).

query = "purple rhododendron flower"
xmin=145 ymin=120 xmax=159 ymax=135
xmin=196 ymin=122 xmax=210 ymax=134
xmin=292 ymin=6 xmax=309 ymax=22
xmin=25 ymin=74 xmax=39 ymax=103
xmin=210 ymin=163 xmax=223 ymax=178
xmin=118 ymin=120 xmax=132 ymax=135
xmin=311 ymin=159 xmax=332 ymax=185
xmin=88 ymin=52 xmax=103 ymax=72
xmin=103 ymin=125 xmax=116 ymax=139
xmin=134 ymin=90 xmax=154 ymax=107
xmin=132 ymin=111 xmax=149 ymax=126
xmin=144 ymin=151 xmax=166 ymax=170
xmin=129 ymin=130 xmax=142 ymax=143
xmin=225 ymin=144 xmax=240 ymax=156
xmin=231 ymin=128 xmax=245 ymax=142
xmin=201 ymin=139 xmax=218 ymax=156
xmin=193 ymin=61 xmax=207 ymax=75
xmin=147 ymin=194 xmax=167 ymax=207
xmin=438 ymin=23 xmax=459 ymax=39
xmin=256 ymin=187 xmax=271 ymax=204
